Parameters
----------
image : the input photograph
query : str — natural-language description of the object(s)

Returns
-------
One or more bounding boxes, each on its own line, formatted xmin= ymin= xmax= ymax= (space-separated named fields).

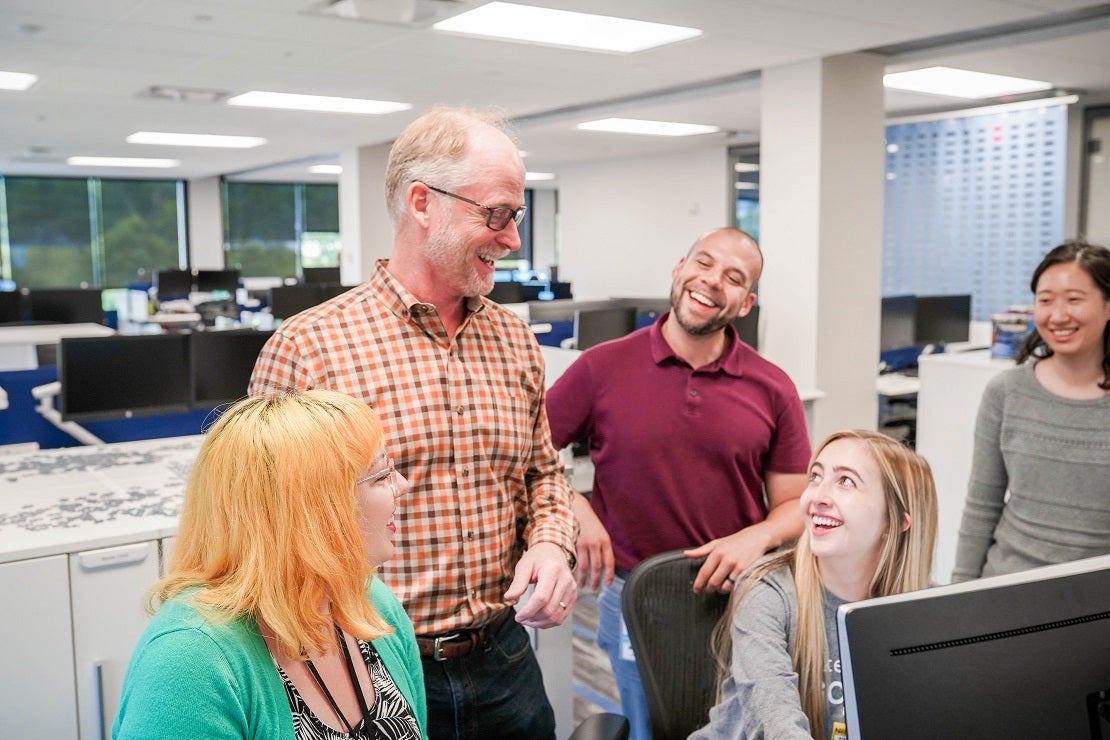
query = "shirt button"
xmin=467 ymin=531 xmax=475 ymax=539
xmin=457 ymin=406 xmax=464 ymax=415
xmin=690 ymin=389 xmax=698 ymax=396
xmin=462 ymin=468 xmax=469 ymax=477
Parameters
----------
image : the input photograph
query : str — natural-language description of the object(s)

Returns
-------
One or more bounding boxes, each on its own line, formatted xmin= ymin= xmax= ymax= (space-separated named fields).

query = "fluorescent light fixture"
xmin=576 ymin=118 xmax=720 ymax=137
xmin=126 ymin=131 xmax=266 ymax=148
xmin=67 ymin=156 xmax=180 ymax=168
xmin=883 ymin=66 xmax=1052 ymax=99
xmin=526 ymin=171 xmax=556 ymax=181
xmin=434 ymin=2 xmax=701 ymax=53
xmin=227 ymin=90 xmax=411 ymax=115
xmin=0 ymin=71 xmax=37 ymax=91
xmin=309 ymin=164 xmax=343 ymax=175
xmin=733 ymin=162 xmax=760 ymax=173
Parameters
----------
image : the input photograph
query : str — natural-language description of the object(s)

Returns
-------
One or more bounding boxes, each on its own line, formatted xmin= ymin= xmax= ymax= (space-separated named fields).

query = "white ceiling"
xmin=1 ymin=0 xmax=1109 ymax=183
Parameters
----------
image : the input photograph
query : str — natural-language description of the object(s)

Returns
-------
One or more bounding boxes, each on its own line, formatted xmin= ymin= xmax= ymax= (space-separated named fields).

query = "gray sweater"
xmin=952 ymin=360 xmax=1110 ymax=582
xmin=689 ymin=566 xmax=846 ymax=740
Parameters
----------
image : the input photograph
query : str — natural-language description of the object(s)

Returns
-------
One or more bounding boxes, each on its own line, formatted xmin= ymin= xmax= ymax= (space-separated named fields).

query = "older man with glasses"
xmin=250 ymin=105 xmax=577 ymax=740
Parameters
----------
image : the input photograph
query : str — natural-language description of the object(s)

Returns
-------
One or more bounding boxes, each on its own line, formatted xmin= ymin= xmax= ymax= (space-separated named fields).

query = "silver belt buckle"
xmin=432 ymin=633 xmax=460 ymax=662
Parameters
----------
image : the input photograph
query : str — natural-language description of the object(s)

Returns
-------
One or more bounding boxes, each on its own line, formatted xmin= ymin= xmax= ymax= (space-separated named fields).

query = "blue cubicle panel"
xmin=0 ymin=367 xmax=210 ymax=449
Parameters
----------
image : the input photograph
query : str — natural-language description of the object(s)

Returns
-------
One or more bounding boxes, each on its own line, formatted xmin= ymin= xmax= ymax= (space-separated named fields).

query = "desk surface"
xmin=0 ymin=435 xmax=201 ymax=564
xmin=0 ymin=323 xmax=115 ymax=345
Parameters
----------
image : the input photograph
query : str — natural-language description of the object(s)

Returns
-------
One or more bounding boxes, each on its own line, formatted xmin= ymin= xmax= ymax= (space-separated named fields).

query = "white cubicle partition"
xmin=915 ymin=350 xmax=1013 ymax=584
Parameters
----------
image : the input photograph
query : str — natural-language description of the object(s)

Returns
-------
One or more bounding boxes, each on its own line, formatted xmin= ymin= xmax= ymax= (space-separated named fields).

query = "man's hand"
xmin=572 ymin=496 xmax=615 ymax=591
xmin=684 ymin=528 xmax=773 ymax=595
xmin=505 ymin=541 xmax=578 ymax=629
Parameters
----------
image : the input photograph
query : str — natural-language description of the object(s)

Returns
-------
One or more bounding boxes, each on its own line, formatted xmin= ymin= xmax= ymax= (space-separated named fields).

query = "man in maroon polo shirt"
xmin=546 ymin=227 xmax=811 ymax=740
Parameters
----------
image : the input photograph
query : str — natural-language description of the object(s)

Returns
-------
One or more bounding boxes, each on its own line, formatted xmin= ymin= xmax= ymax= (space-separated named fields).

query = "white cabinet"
xmin=69 ymin=541 xmax=160 ymax=740
xmin=0 ymin=555 xmax=79 ymax=738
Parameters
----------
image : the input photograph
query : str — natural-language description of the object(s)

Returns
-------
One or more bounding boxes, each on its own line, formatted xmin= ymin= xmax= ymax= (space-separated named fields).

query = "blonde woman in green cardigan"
xmin=114 ymin=390 xmax=426 ymax=739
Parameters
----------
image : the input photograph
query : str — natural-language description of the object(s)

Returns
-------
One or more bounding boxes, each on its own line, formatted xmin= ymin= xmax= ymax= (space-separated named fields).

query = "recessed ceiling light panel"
xmin=67 ymin=156 xmax=180 ymax=168
xmin=883 ymin=66 xmax=1052 ymax=99
xmin=227 ymin=90 xmax=411 ymax=114
xmin=308 ymin=164 xmax=343 ymax=174
xmin=127 ymin=131 xmax=266 ymax=148
xmin=434 ymin=2 xmax=701 ymax=53
xmin=577 ymin=118 xmax=720 ymax=137
xmin=0 ymin=70 xmax=38 ymax=91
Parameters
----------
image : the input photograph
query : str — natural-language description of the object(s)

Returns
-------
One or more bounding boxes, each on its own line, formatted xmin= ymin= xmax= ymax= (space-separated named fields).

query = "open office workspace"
xmin=3 ymin=2 xmax=1110 ymax=738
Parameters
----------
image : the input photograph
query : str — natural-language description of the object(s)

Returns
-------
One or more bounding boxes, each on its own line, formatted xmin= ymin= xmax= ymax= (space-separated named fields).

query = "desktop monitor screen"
xmin=732 ymin=304 xmax=759 ymax=350
xmin=0 ymin=290 xmax=22 ymax=323
xmin=59 ymin=334 xmax=190 ymax=421
xmin=27 ymin=288 xmax=105 ymax=324
xmin=880 ymin=294 xmax=917 ymax=351
xmin=838 ymin=554 xmax=1110 ymax=739
xmin=320 ymin=283 xmax=353 ymax=301
xmin=189 ymin=329 xmax=274 ymax=409
xmin=302 ymin=266 xmax=342 ymax=285
xmin=574 ymin=306 xmax=638 ymax=350
xmin=914 ymin=294 xmax=970 ymax=346
xmin=195 ymin=269 xmax=240 ymax=294
xmin=486 ymin=281 xmax=525 ymax=304
xmin=154 ymin=269 xmax=194 ymax=299
xmin=269 ymin=285 xmax=324 ymax=319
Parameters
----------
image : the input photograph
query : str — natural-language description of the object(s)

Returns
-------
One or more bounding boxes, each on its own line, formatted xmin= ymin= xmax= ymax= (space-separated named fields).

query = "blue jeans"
xmin=421 ymin=610 xmax=556 ymax=740
xmin=598 ymin=577 xmax=651 ymax=740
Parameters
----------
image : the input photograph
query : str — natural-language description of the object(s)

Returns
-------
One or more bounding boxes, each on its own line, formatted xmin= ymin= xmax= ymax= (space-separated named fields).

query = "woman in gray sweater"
xmin=690 ymin=430 xmax=937 ymax=740
xmin=952 ymin=240 xmax=1110 ymax=582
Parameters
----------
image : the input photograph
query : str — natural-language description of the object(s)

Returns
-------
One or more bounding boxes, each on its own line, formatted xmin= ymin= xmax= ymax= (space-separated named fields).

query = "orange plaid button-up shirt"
xmin=249 ymin=260 xmax=577 ymax=634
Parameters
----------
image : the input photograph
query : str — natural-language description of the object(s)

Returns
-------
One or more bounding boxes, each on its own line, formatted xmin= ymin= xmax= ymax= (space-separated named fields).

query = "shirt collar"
xmin=647 ymin=311 xmax=747 ymax=377
xmin=372 ymin=258 xmax=485 ymax=321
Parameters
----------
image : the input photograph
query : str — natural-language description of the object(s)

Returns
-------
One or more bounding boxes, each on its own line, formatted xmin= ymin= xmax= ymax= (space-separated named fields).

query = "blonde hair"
xmin=384 ymin=104 xmax=518 ymax=225
xmin=155 ymin=390 xmax=392 ymax=659
xmin=715 ymin=430 xmax=937 ymax=737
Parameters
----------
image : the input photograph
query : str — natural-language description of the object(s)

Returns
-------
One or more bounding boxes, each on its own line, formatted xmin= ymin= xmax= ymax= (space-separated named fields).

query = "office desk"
xmin=0 ymin=435 xmax=201 ymax=738
xmin=0 ymin=322 xmax=115 ymax=371
xmin=915 ymin=350 xmax=1013 ymax=584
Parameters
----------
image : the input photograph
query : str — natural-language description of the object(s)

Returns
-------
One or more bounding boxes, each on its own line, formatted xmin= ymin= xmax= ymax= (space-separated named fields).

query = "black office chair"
xmin=567 ymin=712 xmax=630 ymax=740
xmin=621 ymin=550 xmax=730 ymax=740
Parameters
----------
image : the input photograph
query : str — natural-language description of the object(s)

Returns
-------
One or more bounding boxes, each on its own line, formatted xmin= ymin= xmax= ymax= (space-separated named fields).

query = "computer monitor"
xmin=487 ymin=281 xmax=525 ymax=304
xmin=59 ymin=334 xmax=190 ymax=421
xmin=838 ymin=554 xmax=1110 ymax=739
xmin=302 ymin=266 xmax=342 ymax=285
xmin=195 ymin=269 xmax=240 ymax=294
xmin=880 ymin=294 xmax=917 ymax=351
xmin=269 ymin=284 xmax=324 ymax=319
xmin=27 ymin=288 xmax=105 ymax=324
xmin=154 ymin=269 xmax=194 ymax=299
xmin=913 ymin=294 xmax=970 ymax=346
xmin=0 ymin=290 xmax=22 ymax=323
xmin=320 ymin=283 xmax=353 ymax=301
xmin=189 ymin=329 xmax=274 ymax=409
xmin=732 ymin=304 xmax=759 ymax=350
xmin=574 ymin=306 xmax=638 ymax=350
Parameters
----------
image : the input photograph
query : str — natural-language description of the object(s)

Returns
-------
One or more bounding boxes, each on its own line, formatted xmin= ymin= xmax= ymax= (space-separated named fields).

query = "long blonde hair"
xmin=156 ymin=390 xmax=393 ymax=659
xmin=715 ymin=430 xmax=937 ymax=738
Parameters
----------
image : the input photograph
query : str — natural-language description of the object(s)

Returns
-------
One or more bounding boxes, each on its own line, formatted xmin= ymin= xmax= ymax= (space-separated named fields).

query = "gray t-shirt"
xmin=952 ymin=360 xmax=1110 ymax=582
xmin=689 ymin=565 xmax=847 ymax=740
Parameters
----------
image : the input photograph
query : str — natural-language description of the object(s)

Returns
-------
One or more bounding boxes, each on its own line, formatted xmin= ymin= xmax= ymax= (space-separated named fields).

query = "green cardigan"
xmin=112 ymin=578 xmax=426 ymax=739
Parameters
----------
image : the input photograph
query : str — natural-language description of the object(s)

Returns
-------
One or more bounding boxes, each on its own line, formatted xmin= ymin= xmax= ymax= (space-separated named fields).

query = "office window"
xmin=223 ymin=181 xmax=340 ymax=278
xmin=883 ymin=103 xmax=1066 ymax=321
xmin=0 ymin=176 xmax=185 ymax=289
xmin=729 ymin=145 xmax=761 ymax=242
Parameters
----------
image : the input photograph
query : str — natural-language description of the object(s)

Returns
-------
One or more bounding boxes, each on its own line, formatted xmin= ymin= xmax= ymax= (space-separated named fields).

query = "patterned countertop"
xmin=0 ymin=436 xmax=202 ymax=564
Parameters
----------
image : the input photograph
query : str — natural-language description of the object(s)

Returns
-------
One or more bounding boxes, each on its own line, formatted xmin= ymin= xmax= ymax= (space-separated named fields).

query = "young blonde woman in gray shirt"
xmin=691 ymin=430 xmax=937 ymax=740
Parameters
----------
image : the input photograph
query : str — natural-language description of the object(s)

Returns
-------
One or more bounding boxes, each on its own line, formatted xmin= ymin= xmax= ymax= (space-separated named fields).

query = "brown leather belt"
xmin=416 ymin=608 xmax=513 ymax=662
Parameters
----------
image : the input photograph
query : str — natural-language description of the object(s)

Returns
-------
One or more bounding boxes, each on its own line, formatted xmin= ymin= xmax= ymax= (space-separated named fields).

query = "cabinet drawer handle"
xmin=76 ymin=544 xmax=150 ymax=571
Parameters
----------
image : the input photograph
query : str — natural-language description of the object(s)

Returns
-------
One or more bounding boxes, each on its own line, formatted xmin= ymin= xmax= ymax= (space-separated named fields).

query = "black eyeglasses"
xmin=419 ymin=182 xmax=526 ymax=232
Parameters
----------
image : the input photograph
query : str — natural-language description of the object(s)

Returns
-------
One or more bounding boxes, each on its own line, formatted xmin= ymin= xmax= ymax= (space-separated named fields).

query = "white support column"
xmin=186 ymin=176 xmax=225 ymax=269
xmin=339 ymin=143 xmax=393 ymax=283
xmin=759 ymin=53 xmax=886 ymax=440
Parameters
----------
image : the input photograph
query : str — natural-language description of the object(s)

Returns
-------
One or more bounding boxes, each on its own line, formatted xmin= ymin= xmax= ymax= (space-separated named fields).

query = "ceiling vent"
xmin=138 ymin=85 xmax=230 ymax=104
xmin=306 ymin=0 xmax=465 ymax=26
